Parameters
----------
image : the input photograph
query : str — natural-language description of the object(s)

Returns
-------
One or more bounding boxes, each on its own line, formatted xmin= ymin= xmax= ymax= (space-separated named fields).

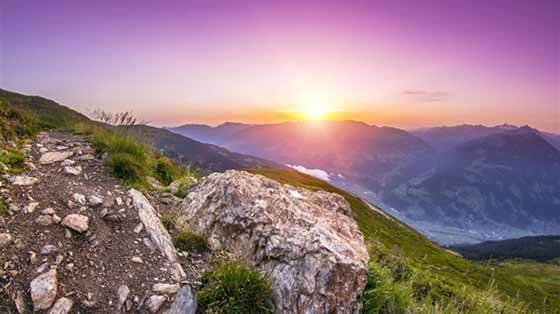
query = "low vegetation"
xmin=250 ymin=169 xmax=560 ymax=314
xmin=198 ymin=259 xmax=274 ymax=314
xmin=161 ymin=211 xmax=179 ymax=231
xmin=173 ymin=227 xmax=209 ymax=253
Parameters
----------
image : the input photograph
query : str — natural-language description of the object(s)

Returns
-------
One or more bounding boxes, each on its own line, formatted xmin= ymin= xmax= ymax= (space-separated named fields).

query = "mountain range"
xmin=171 ymin=121 xmax=560 ymax=244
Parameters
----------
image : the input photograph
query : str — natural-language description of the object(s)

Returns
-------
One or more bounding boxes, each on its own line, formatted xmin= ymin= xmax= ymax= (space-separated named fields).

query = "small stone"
xmin=153 ymin=283 xmax=180 ymax=295
xmin=25 ymin=202 xmax=40 ymax=213
xmin=87 ymin=195 xmax=103 ymax=207
xmin=36 ymin=215 xmax=54 ymax=226
xmin=115 ymin=197 xmax=123 ymax=206
xmin=76 ymin=154 xmax=95 ymax=161
xmin=54 ymin=255 xmax=64 ymax=265
xmin=131 ymin=256 xmax=143 ymax=264
xmin=36 ymin=263 xmax=49 ymax=274
xmin=0 ymin=233 xmax=13 ymax=247
xmin=100 ymin=208 xmax=108 ymax=217
xmin=65 ymin=263 xmax=75 ymax=272
xmin=26 ymin=161 xmax=38 ymax=170
xmin=133 ymin=223 xmax=143 ymax=233
xmin=11 ymin=175 xmax=39 ymax=186
xmin=41 ymin=208 xmax=56 ymax=215
xmin=117 ymin=285 xmax=130 ymax=311
xmin=47 ymin=297 xmax=73 ymax=314
xmin=39 ymin=151 xmax=73 ymax=164
xmin=61 ymin=159 xmax=75 ymax=166
xmin=64 ymin=166 xmax=82 ymax=176
xmin=29 ymin=251 xmax=39 ymax=265
xmin=40 ymin=244 xmax=59 ymax=255
xmin=30 ymin=269 xmax=58 ymax=310
xmin=72 ymin=193 xmax=86 ymax=205
xmin=146 ymin=295 xmax=166 ymax=313
xmin=61 ymin=214 xmax=89 ymax=233
xmin=52 ymin=214 xmax=62 ymax=224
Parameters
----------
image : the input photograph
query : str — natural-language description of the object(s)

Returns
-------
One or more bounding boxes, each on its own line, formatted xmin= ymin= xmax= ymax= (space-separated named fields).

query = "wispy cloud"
xmin=402 ymin=90 xmax=449 ymax=102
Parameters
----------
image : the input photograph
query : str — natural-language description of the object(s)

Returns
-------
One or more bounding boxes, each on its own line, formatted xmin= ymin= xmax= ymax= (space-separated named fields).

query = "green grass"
xmin=0 ymin=150 xmax=26 ymax=173
xmin=74 ymin=123 xmax=193 ymax=188
xmin=174 ymin=227 xmax=209 ymax=252
xmin=198 ymin=259 xmax=274 ymax=314
xmin=161 ymin=211 xmax=178 ymax=231
xmin=249 ymin=169 xmax=560 ymax=314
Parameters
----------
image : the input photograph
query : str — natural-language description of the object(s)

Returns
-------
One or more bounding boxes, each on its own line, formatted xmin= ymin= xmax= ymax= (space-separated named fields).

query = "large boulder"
xmin=180 ymin=170 xmax=369 ymax=314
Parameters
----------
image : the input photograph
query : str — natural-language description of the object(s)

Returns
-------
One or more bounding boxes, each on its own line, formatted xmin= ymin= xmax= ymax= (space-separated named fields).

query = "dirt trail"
xmin=0 ymin=131 xmax=203 ymax=313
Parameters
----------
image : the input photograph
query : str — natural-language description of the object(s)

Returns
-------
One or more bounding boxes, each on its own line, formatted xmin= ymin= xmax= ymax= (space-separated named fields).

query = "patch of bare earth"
xmin=0 ymin=131 xmax=206 ymax=313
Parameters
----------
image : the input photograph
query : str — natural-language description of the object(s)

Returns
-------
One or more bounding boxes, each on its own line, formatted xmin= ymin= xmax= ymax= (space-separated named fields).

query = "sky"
xmin=1 ymin=0 xmax=559 ymax=131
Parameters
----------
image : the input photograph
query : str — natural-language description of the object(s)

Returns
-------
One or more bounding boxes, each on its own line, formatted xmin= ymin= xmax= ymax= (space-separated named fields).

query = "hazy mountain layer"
xmin=172 ymin=122 xmax=560 ymax=245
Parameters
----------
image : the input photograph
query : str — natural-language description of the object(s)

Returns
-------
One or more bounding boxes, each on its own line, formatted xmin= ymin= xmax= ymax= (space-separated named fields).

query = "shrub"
xmin=363 ymin=262 xmax=411 ymax=314
xmin=105 ymin=152 xmax=145 ymax=182
xmin=172 ymin=176 xmax=193 ymax=198
xmin=198 ymin=260 xmax=274 ymax=314
xmin=161 ymin=212 xmax=178 ymax=231
xmin=154 ymin=157 xmax=176 ymax=185
xmin=0 ymin=150 xmax=26 ymax=173
xmin=174 ymin=227 xmax=208 ymax=252
xmin=0 ymin=201 xmax=5 ymax=216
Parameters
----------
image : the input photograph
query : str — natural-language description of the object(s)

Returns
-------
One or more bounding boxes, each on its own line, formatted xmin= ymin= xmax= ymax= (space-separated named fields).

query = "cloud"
xmin=287 ymin=165 xmax=331 ymax=181
xmin=402 ymin=90 xmax=449 ymax=102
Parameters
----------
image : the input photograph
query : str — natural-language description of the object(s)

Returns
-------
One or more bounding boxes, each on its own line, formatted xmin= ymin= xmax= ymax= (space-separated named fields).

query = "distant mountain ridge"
xmin=451 ymin=235 xmax=560 ymax=262
xmin=171 ymin=121 xmax=560 ymax=244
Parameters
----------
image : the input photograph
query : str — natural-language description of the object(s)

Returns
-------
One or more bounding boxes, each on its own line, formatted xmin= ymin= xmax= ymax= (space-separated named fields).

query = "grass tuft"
xmin=198 ymin=259 xmax=274 ymax=314
xmin=161 ymin=212 xmax=178 ymax=231
xmin=174 ymin=227 xmax=209 ymax=252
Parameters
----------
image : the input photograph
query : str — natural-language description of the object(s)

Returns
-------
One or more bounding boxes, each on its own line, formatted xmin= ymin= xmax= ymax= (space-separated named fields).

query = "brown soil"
xmin=0 ymin=131 xmax=208 ymax=313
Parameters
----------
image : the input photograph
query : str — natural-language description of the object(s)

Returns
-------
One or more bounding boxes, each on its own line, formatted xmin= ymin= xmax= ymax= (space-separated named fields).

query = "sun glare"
xmin=304 ymin=105 xmax=328 ymax=120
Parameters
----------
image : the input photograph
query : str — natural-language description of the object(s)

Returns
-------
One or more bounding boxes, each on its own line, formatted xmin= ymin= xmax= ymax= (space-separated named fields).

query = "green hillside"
xmin=250 ymin=169 xmax=560 ymax=314
xmin=1 ymin=88 xmax=559 ymax=313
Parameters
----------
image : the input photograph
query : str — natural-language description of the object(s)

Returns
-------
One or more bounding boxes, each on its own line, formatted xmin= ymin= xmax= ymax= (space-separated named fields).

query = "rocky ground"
xmin=0 ymin=132 xmax=202 ymax=313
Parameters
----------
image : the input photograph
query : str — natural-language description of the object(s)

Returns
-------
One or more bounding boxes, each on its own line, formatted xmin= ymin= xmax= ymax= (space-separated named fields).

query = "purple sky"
xmin=1 ymin=0 xmax=559 ymax=131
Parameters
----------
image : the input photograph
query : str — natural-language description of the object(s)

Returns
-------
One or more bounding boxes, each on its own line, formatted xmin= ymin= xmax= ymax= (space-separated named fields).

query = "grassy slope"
xmin=3 ymin=88 xmax=559 ymax=312
xmin=249 ymin=168 xmax=560 ymax=313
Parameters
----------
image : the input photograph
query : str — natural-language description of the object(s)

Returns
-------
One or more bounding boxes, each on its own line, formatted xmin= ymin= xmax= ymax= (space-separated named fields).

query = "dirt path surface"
xmin=0 ymin=131 xmax=203 ymax=313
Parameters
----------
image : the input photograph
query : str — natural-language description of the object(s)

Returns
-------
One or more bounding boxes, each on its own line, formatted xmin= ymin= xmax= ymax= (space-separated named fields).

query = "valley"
xmin=170 ymin=121 xmax=560 ymax=245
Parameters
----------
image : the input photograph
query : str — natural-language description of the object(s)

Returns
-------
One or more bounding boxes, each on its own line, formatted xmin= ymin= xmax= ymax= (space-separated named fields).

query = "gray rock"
xmin=30 ymin=269 xmax=58 ymax=310
xmin=40 ymin=244 xmax=59 ymax=255
xmin=25 ymin=202 xmax=40 ymax=213
xmin=87 ymin=195 xmax=104 ymax=207
xmin=39 ymin=151 xmax=74 ymax=165
xmin=72 ymin=193 xmax=86 ymax=205
xmin=129 ymin=189 xmax=185 ymax=280
xmin=36 ymin=215 xmax=54 ymax=226
xmin=169 ymin=286 xmax=197 ymax=314
xmin=11 ymin=175 xmax=39 ymax=186
xmin=75 ymin=154 xmax=95 ymax=161
xmin=61 ymin=214 xmax=89 ymax=233
xmin=153 ymin=283 xmax=180 ymax=295
xmin=0 ymin=233 xmax=13 ymax=248
xmin=42 ymin=207 xmax=56 ymax=215
xmin=47 ymin=297 xmax=73 ymax=314
xmin=64 ymin=166 xmax=82 ymax=176
xmin=61 ymin=159 xmax=75 ymax=166
xmin=180 ymin=170 xmax=369 ymax=314
xmin=117 ymin=285 xmax=130 ymax=311
xmin=146 ymin=295 xmax=166 ymax=313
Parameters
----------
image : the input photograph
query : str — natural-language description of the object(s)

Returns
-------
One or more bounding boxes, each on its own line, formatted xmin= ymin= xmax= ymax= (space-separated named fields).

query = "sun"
xmin=304 ymin=105 xmax=328 ymax=120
